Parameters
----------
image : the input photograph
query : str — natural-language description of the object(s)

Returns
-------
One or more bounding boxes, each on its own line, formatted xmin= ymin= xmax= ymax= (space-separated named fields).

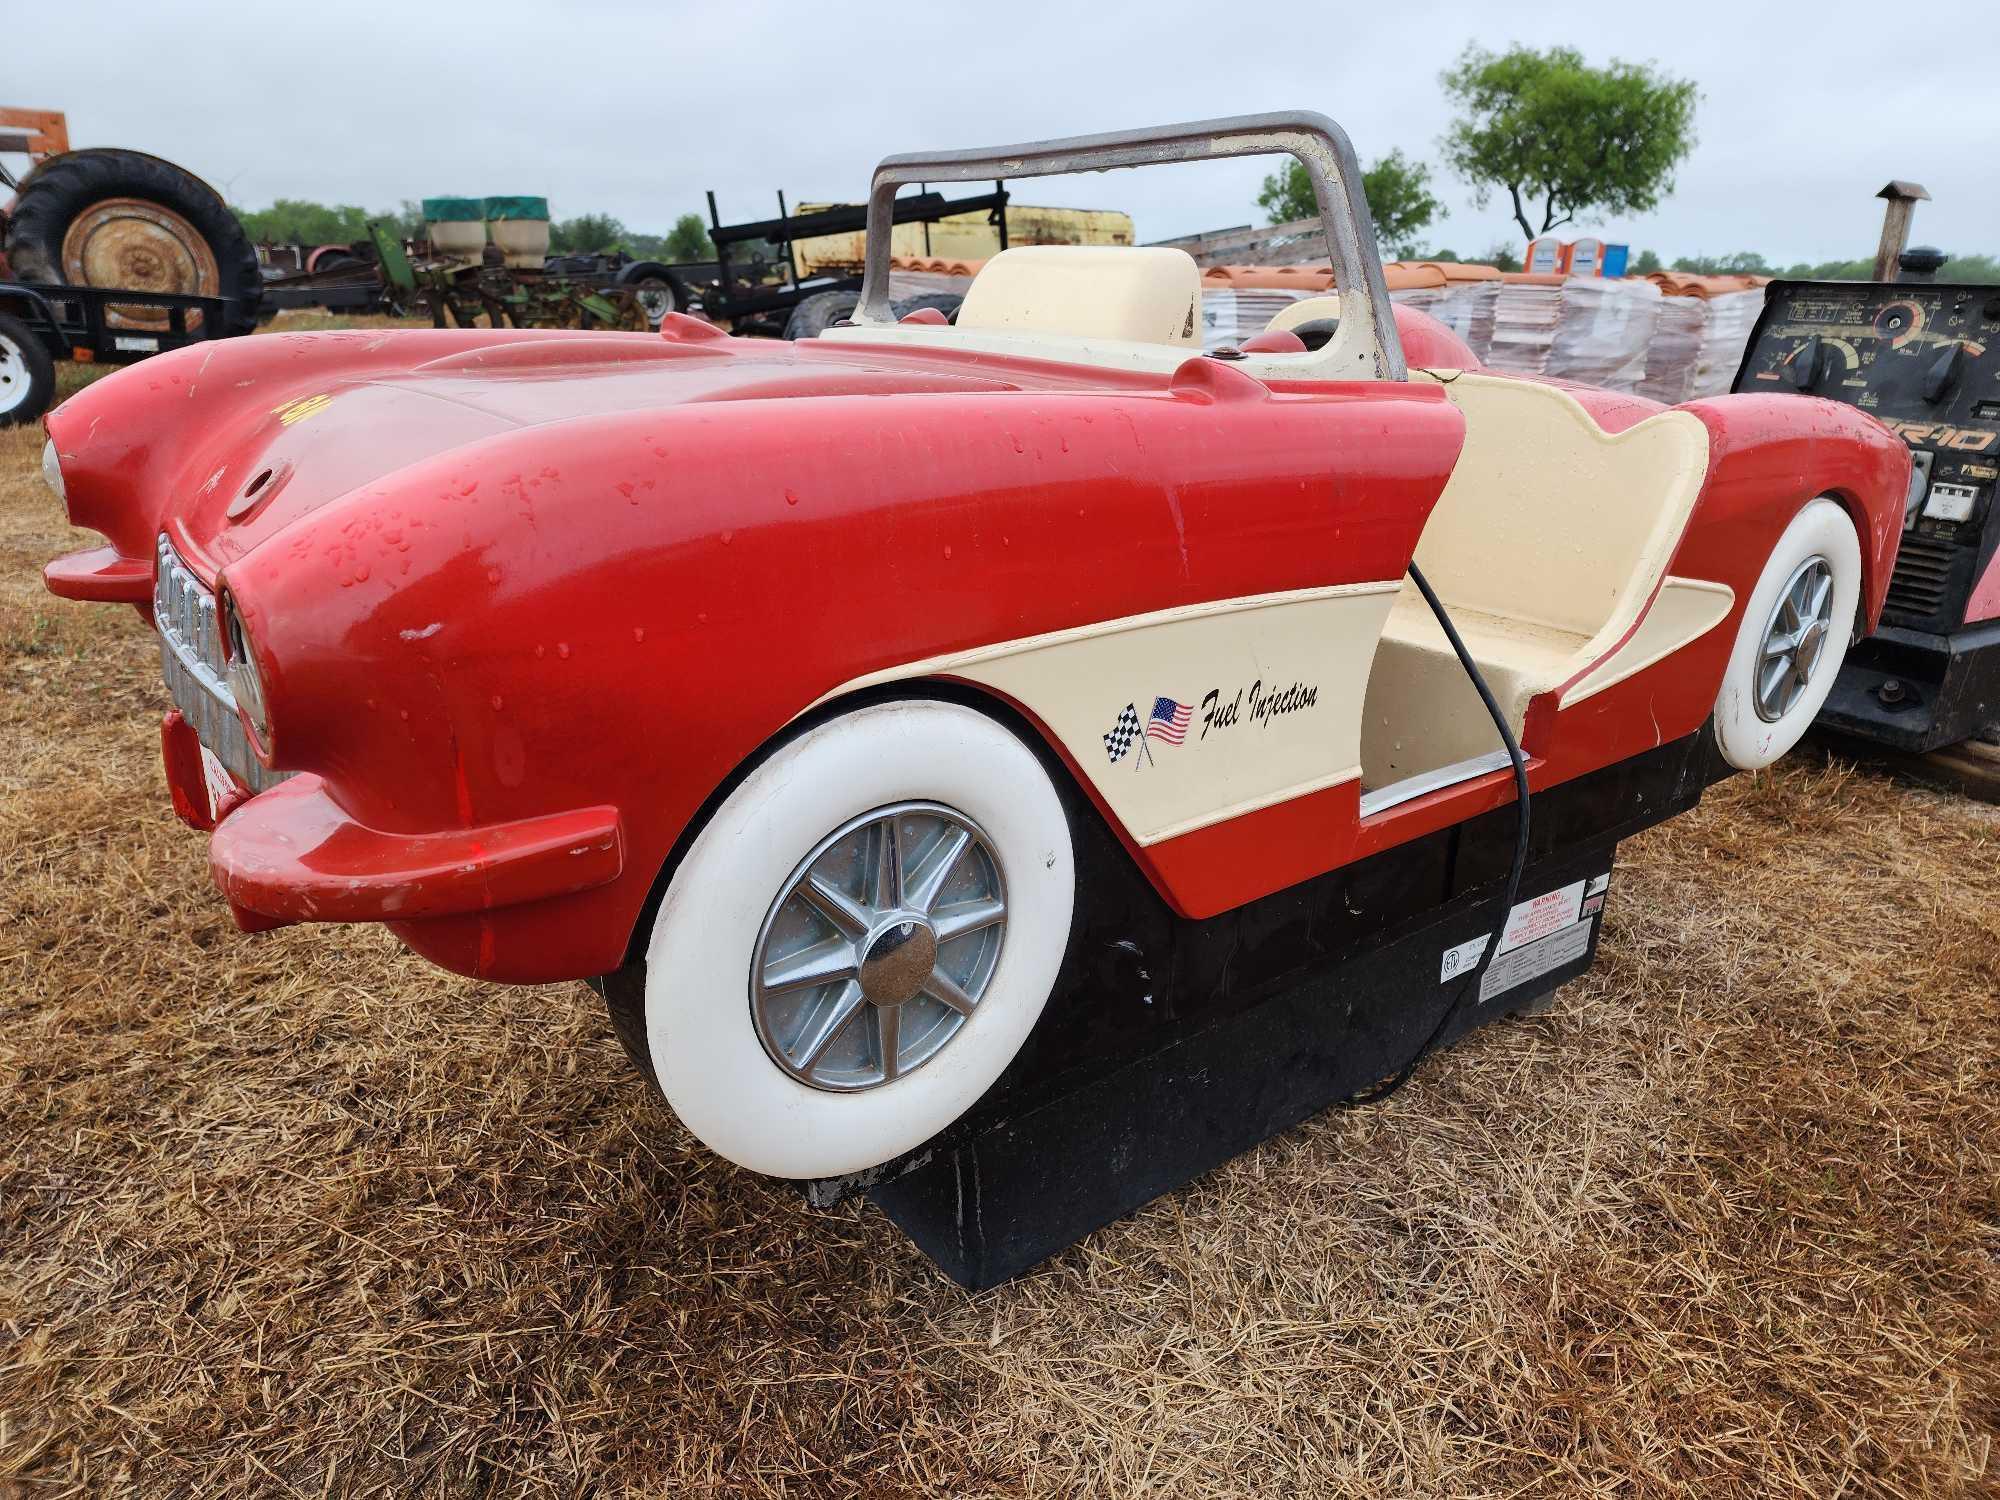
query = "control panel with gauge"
xmin=1735 ymin=280 xmax=2000 ymax=633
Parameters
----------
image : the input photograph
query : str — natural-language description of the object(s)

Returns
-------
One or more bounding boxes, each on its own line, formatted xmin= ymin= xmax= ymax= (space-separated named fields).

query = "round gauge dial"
xmin=1873 ymin=300 xmax=1926 ymax=348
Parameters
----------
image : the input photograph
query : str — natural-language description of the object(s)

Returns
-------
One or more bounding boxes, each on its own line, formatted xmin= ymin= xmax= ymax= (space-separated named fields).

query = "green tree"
xmin=1256 ymin=149 xmax=1444 ymax=259
xmin=1483 ymin=241 xmax=1523 ymax=273
xmin=232 ymin=199 xmax=374 ymax=245
xmin=233 ymin=198 xmax=450 ymax=246
xmin=1440 ymin=44 xmax=1698 ymax=241
xmin=664 ymin=212 xmax=711 ymax=262
xmin=386 ymin=199 xmax=428 ymax=240
xmin=1670 ymin=250 xmax=1772 ymax=276
xmin=1630 ymin=248 xmax=1662 ymax=275
xmin=550 ymin=212 xmax=628 ymax=254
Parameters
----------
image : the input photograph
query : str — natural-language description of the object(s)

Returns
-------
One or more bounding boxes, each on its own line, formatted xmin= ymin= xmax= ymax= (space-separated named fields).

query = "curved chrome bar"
xmin=851 ymin=111 xmax=1406 ymax=382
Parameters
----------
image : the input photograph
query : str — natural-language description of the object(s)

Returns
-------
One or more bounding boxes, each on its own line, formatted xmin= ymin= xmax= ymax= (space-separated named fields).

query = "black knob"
xmin=1923 ymin=342 xmax=1966 ymax=404
xmin=1788 ymin=336 xmax=1824 ymax=391
xmin=1898 ymin=246 xmax=1947 ymax=282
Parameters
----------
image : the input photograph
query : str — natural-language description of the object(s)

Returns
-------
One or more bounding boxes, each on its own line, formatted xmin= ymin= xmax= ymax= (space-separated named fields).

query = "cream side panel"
xmin=816 ymin=584 xmax=1400 ymax=846
xmin=1558 ymin=578 xmax=1735 ymax=707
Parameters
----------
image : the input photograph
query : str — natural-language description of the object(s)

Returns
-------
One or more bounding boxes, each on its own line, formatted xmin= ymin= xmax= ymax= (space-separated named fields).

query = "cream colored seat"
xmin=1360 ymin=373 xmax=1715 ymax=788
xmin=956 ymin=245 xmax=1202 ymax=346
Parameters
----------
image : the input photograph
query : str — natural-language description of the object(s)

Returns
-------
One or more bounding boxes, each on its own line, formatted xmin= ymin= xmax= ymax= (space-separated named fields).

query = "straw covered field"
xmin=3 ymin=332 xmax=1997 ymax=1497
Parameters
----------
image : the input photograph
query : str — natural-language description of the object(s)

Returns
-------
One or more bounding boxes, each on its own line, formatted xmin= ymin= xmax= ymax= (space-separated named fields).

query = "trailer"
xmin=1 ymin=108 xmax=258 ymax=423
xmin=0 ymin=281 xmax=232 ymax=424
xmin=703 ymin=184 xmax=1009 ymax=337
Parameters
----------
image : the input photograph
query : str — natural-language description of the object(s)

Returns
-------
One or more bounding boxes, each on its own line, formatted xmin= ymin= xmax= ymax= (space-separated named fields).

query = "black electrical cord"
xmin=1340 ymin=560 xmax=1532 ymax=1109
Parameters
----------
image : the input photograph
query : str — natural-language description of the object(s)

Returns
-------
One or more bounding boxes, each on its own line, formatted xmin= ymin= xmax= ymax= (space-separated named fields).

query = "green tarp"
xmin=481 ymin=196 xmax=549 ymax=222
xmin=420 ymin=196 xmax=483 ymax=224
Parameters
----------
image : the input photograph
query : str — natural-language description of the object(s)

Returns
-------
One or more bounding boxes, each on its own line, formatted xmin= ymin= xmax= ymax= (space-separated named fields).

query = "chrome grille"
xmin=153 ymin=535 xmax=290 ymax=794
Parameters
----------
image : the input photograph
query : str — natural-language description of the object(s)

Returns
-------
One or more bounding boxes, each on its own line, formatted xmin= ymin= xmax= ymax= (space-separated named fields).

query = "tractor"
xmin=1 ymin=108 xmax=259 ymax=424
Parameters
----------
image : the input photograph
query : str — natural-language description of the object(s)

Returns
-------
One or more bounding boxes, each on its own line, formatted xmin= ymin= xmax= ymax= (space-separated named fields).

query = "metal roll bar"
xmin=851 ymin=111 xmax=1406 ymax=382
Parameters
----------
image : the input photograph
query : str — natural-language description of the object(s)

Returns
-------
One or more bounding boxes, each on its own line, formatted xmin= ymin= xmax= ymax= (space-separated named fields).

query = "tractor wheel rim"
xmin=62 ymin=197 xmax=221 ymax=331
xmin=750 ymin=801 xmax=1008 ymax=1092
xmin=0 ymin=336 xmax=29 ymax=414
xmin=1755 ymin=555 xmax=1835 ymax=723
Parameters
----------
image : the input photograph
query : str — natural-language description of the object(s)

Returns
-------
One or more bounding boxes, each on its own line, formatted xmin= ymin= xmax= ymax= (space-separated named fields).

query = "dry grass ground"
xmin=2 ymin=331 xmax=1997 ymax=1497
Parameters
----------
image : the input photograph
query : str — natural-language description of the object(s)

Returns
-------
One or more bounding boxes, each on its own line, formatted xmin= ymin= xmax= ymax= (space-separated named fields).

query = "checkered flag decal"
xmin=1102 ymin=702 xmax=1141 ymax=763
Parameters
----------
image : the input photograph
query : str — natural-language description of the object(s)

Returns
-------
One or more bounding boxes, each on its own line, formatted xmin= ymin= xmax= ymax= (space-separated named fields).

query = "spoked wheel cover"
xmin=641 ymin=700 xmax=1075 ymax=1179
xmin=1712 ymin=497 xmax=1862 ymax=771
xmin=752 ymin=802 xmax=1007 ymax=1091
xmin=1754 ymin=556 xmax=1834 ymax=723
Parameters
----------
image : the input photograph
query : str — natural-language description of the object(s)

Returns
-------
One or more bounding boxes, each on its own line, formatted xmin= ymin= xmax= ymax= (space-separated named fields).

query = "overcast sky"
xmin=17 ymin=0 xmax=1998 ymax=266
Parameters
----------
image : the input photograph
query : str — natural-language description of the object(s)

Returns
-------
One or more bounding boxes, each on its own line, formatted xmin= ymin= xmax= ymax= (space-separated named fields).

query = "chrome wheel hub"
xmin=751 ymin=802 xmax=1007 ymax=1092
xmin=1755 ymin=556 xmax=1835 ymax=723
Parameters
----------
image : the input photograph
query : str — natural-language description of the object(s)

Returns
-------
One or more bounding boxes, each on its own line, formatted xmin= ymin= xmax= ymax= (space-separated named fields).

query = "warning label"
xmin=1438 ymin=871 xmax=1610 ymax=992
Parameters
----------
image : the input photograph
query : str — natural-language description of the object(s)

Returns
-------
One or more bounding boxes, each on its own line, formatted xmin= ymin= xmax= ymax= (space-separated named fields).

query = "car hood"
xmin=55 ymin=327 xmax=1037 ymax=581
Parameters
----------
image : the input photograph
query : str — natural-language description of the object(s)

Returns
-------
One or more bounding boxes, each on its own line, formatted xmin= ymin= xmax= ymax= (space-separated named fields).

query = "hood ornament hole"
xmin=227 ymin=463 xmax=289 ymax=522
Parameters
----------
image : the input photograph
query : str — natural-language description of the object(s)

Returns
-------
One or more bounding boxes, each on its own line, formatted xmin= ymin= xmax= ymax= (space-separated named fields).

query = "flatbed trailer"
xmin=0 ymin=280 xmax=233 ymax=424
xmin=703 ymin=184 xmax=1008 ymax=336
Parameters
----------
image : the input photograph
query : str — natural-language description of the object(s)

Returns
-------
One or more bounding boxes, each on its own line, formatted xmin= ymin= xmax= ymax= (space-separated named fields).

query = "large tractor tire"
xmin=783 ymin=289 xmax=861 ymax=339
xmin=4 ymin=148 xmax=262 ymax=336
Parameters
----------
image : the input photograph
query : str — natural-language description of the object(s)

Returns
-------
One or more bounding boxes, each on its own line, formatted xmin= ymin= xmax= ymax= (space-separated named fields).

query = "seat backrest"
xmin=956 ymin=246 xmax=1202 ymax=345
xmin=1410 ymin=372 xmax=1711 ymax=644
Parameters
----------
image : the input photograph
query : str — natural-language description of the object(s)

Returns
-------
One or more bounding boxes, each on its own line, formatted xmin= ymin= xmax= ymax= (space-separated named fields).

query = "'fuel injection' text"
xmin=1199 ymin=679 xmax=1320 ymax=740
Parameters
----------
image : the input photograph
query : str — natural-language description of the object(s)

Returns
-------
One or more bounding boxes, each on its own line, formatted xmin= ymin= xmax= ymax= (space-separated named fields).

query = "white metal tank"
xmin=483 ymin=196 xmax=551 ymax=270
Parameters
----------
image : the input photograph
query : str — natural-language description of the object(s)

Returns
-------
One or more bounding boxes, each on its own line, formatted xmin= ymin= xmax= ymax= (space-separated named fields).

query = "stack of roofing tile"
xmin=1547 ymin=276 xmax=1663 ymax=391
xmin=1634 ymin=274 xmax=1771 ymax=402
xmin=1486 ymin=273 xmax=1566 ymax=375
xmin=1636 ymin=295 xmax=1709 ymax=403
xmin=1688 ymin=291 xmax=1765 ymax=398
xmin=889 ymin=255 xmax=988 ymax=277
xmin=886 ymin=269 xmax=976 ymax=300
xmin=1393 ymin=269 xmax=1502 ymax=362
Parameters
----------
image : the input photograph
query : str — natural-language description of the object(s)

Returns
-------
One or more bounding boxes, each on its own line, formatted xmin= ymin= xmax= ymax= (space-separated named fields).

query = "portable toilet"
xmin=1565 ymin=238 xmax=1603 ymax=277
xmin=483 ymin=196 xmax=551 ymax=270
xmin=1525 ymin=236 xmax=1564 ymax=274
xmin=1599 ymin=243 xmax=1631 ymax=278
xmin=422 ymin=197 xmax=486 ymax=261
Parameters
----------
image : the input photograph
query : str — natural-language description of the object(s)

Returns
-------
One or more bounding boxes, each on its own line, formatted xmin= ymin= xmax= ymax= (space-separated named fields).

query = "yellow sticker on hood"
xmin=272 ymin=393 xmax=333 ymax=427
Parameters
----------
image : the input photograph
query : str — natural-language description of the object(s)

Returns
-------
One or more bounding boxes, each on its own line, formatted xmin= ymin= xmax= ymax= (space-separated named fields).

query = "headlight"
xmin=41 ymin=439 xmax=65 ymax=503
xmin=219 ymin=591 xmax=272 ymax=750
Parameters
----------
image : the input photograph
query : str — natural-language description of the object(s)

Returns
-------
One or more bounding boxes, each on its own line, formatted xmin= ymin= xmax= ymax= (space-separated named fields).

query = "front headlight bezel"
xmin=41 ymin=439 xmax=65 ymax=504
xmin=218 ymin=589 xmax=272 ymax=753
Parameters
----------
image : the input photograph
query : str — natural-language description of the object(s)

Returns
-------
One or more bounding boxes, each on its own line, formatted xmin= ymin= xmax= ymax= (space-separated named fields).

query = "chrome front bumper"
xmin=152 ymin=535 xmax=289 ymax=795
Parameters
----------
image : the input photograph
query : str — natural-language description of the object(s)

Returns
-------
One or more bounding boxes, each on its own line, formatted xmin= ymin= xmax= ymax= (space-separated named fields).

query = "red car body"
xmin=44 ymin=303 xmax=1909 ymax=985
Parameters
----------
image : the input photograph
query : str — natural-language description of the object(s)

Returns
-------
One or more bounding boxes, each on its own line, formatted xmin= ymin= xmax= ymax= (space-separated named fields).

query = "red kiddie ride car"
xmin=43 ymin=115 xmax=1907 ymax=1185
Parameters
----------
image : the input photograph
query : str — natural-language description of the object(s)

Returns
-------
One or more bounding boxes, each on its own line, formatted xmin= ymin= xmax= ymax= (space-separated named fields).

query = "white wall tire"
xmin=1712 ymin=497 xmax=1862 ymax=770
xmin=642 ymin=700 xmax=1075 ymax=1179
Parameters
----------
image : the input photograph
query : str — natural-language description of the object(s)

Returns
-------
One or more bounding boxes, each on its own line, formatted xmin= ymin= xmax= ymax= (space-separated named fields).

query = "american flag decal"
xmin=1146 ymin=696 xmax=1193 ymax=744
xmin=1103 ymin=702 xmax=1141 ymax=763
